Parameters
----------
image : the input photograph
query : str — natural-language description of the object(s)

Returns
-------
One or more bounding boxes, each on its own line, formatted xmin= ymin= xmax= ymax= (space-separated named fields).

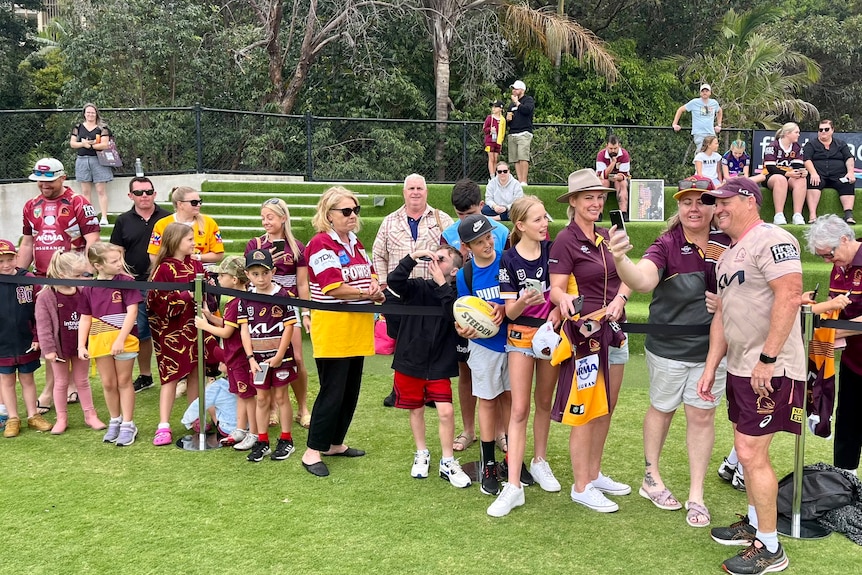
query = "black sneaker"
xmin=247 ymin=441 xmax=271 ymax=463
xmin=481 ymin=461 xmax=500 ymax=496
xmin=383 ymin=389 xmax=396 ymax=408
xmin=271 ymin=438 xmax=295 ymax=461
xmin=499 ymin=459 xmax=536 ymax=487
xmin=133 ymin=374 xmax=154 ymax=393
xmin=721 ymin=540 xmax=788 ymax=575
xmin=711 ymin=514 xmax=757 ymax=546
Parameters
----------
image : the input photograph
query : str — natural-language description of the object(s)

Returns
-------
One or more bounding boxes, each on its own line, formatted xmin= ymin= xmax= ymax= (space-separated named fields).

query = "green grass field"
xmin=1 ymin=347 xmax=857 ymax=575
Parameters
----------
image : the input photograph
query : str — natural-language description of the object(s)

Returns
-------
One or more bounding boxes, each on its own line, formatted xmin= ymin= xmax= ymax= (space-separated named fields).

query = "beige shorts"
xmin=508 ymin=131 xmax=533 ymax=163
xmin=646 ymin=349 xmax=726 ymax=412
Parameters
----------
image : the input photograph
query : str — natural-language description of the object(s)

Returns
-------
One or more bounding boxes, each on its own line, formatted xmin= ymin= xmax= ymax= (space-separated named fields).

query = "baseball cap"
xmin=511 ymin=80 xmax=527 ymax=91
xmin=0 ymin=239 xmax=17 ymax=255
xmin=458 ymin=214 xmax=494 ymax=244
xmin=532 ymin=321 xmax=562 ymax=360
xmin=700 ymin=83 xmax=712 ymax=92
xmin=701 ymin=176 xmax=763 ymax=206
xmin=244 ymin=249 xmax=274 ymax=270
xmin=29 ymin=157 xmax=66 ymax=181
xmin=490 ymin=100 xmax=504 ymax=108
xmin=213 ymin=255 xmax=246 ymax=276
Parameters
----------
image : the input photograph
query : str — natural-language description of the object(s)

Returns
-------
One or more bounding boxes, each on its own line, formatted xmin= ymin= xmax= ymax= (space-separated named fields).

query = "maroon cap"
xmin=0 ymin=239 xmax=17 ymax=255
xmin=702 ymin=177 xmax=763 ymax=206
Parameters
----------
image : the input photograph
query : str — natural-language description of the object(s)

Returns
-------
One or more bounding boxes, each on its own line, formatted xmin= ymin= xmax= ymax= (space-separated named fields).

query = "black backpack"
xmin=777 ymin=465 xmax=854 ymax=521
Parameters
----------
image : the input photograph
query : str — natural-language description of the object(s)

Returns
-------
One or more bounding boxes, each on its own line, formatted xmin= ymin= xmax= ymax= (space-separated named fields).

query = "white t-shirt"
xmin=694 ymin=151 xmax=721 ymax=185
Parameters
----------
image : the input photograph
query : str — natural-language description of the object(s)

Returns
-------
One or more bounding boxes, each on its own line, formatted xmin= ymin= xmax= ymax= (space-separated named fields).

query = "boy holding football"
xmin=386 ymin=245 xmax=472 ymax=488
xmin=455 ymin=214 xmax=511 ymax=497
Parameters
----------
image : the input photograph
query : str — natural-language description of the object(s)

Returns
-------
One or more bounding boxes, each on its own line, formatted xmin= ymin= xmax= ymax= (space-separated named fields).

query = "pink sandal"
xmin=152 ymin=428 xmax=173 ymax=446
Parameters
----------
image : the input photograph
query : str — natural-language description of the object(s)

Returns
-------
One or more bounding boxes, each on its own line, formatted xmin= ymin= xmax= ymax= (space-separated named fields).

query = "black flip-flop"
xmin=302 ymin=461 xmax=330 ymax=477
xmin=67 ymin=392 xmax=79 ymax=404
xmin=36 ymin=400 xmax=52 ymax=415
xmin=324 ymin=447 xmax=365 ymax=457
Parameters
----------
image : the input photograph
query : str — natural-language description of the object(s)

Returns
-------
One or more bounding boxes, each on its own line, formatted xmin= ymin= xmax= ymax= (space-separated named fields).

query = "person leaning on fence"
xmin=300 ymin=186 xmax=385 ymax=478
xmin=0 ymin=239 xmax=50 ymax=438
xmin=385 ymin=245 xmax=472 ymax=489
xmin=609 ymin=185 xmax=731 ymax=528
xmin=696 ymin=177 xmax=804 ymax=574
xmin=69 ymin=103 xmax=113 ymax=226
xmin=803 ymin=119 xmax=857 ymax=225
xmin=672 ymin=83 xmax=722 ymax=154
xmin=506 ymin=80 xmax=535 ymax=184
xmin=110 ymin=176 xmax=172 ymax=394
xmin=549 ymin=169 xmax=632 ymax=513
xmin=804 ymin=215 xmax=862 ymax=477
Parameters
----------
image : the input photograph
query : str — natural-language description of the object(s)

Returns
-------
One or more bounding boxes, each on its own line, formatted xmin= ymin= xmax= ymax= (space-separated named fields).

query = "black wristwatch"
xmin=759 ymin=353 xmax=777 ymax=364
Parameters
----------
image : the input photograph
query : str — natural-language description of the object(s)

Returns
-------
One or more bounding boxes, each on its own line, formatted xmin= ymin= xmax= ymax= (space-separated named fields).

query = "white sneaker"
xmin=234 ymin=432 xmax=258 ymax=451
xmin=570 ymin=483 xmax=619 ymax=513
xmin=593 ymin=471 xmax=631 ymax=495
xmin=439 ymin=458 xmax=471 ymax=488
xmin=220 ymin=428 xmax=247 ymax=446
xmin=792 ymin=212 xmax=805 ymax=225
xmin=773 ymin=213 xmax=787 ymax=225
xmin=530 ymin=457 xmax=561 ymax=492
xmin=99 ymin=216 xmax=109 ymax=227
xmin=717 ymin=458 xmax=737 ymax=482
xmin=731 ymin=468 xmax=746 ymax=492
xmin=487 ymin=483 xmax=525 ymax=517
xmin=411 ymin=450 xmax=430 ymax=479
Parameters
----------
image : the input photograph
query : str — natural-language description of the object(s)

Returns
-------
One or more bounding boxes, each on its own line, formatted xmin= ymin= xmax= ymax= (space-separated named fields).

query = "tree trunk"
xmin=434 ymin=41 xmax=451 ymax=181
xmin=265 ymin=2 xmax=286 ymax=104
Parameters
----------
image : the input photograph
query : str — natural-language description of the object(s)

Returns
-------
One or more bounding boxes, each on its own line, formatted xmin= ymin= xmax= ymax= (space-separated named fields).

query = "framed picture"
xmin=630 ymin=179 xmax=665 ymax=221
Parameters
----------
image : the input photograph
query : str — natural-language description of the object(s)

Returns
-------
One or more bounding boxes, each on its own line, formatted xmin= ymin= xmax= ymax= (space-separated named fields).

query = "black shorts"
xmin=807 ymin=175 xmax=856 ymax=196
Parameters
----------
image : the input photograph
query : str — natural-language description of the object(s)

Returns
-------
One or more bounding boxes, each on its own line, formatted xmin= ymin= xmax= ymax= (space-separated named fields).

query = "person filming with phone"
xmin=596 ymin=135 xmax=632 ymax=222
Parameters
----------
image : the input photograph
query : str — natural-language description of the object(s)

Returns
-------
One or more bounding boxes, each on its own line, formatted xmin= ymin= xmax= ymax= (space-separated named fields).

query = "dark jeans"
xmin=835 ymin=362 xmax=862 ymax=470
xmin=481 ymin=204 xmax=510 ymax=221
xmin=307 ymin=356 xmax=364 ymax=452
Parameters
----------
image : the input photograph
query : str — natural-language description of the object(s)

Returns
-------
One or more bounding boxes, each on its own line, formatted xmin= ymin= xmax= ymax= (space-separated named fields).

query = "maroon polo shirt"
xmin=829 ymin=241 xmax=862 ymax=374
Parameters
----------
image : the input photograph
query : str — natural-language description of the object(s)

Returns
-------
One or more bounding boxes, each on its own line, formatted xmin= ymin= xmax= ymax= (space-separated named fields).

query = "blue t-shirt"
xmin=684 ymin=98 xmax=720 ymax=136
xmin=721 ymin=151 xmax=750 ymax=177
xmin=442 ymin=220 xmax=509 ymax=255
xmin=456 ymin=253 xmax=507 ymax=353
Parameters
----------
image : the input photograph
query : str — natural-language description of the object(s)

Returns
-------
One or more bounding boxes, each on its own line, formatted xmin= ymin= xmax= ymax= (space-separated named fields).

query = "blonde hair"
xmin=169 ymin=186 xmax=205 ymax=229
xmin=776 ymin=122 xmax=800 ymax=139
xmin=149 ymin=222 xmax=194 ymax=280
xmin=730 ymin=139 xmax=746 ymax=153
xmin=87 ymin=242 xmax=133 ymax=277
xmin=509 ymin=195 xmax=545 ymax=246
xmin=46 ymin=251 xmax=88 ymax=280
xmin=261 ymin=198 xmax=300 ymax=260
xmin=311 ymin=186 xmax=361 ymax=233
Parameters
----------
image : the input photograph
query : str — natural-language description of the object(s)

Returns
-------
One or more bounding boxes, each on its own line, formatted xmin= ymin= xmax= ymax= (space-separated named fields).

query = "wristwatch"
xmin=759 ymin=353 xmax=777 ymax=364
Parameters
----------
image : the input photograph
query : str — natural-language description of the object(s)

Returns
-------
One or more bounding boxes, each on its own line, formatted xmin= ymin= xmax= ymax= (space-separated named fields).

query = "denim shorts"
xmin=136 ymin=291 xmax=152 ymax=340
xmin=608 ymin=338 xmax=629 ymax=365
xmin=75 ymin=155 xmax=114 ymax=183
xmin=0 ymin=359 xmax=41 ymax=375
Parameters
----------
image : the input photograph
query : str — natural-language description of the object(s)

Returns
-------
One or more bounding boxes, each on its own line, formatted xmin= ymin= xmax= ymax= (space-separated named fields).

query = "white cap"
xmin=29 ymin=157 xmax=66 ymax=181
xmin=531 ymin=321 xmax=562 ymax=360
xmin=511 ymin=80 xmax=527 ymax=91
xmin=700 ymin=83 xmax=712 ymax=92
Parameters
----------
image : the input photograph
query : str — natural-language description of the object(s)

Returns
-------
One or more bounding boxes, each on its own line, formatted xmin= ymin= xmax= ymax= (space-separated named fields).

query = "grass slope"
xmin=1 ymin=350 xmax=857 ymax=575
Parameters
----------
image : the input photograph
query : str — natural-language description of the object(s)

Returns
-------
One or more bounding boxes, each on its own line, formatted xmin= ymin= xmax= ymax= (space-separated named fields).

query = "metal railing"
xmin=0 ymin=106 xmax=755 ymax=184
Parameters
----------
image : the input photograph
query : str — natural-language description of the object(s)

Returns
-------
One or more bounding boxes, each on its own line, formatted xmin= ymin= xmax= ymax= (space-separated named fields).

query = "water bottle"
xmin=135 ymin=158 xmax=144 ymax=177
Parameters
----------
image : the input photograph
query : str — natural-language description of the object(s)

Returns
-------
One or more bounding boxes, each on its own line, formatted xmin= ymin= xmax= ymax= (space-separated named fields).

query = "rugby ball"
xmin=454 ymin=296 xmax=499 ymax=338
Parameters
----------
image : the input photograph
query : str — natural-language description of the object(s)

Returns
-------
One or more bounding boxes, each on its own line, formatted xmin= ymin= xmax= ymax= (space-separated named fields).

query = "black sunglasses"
xmin=496 ymin=169 xmax=509 ymax=174
xmin=330 ymin=206 xmax=361 ymax=217
xmin=33 ymin=170 xmax=58 ymax=178
xmin=131 ymin=189 xmax=156 ymax=196
xmin=179 ymin=199 xmax=203 ymax=207
xmin=819 ymin=127 xmax=832 ymax=132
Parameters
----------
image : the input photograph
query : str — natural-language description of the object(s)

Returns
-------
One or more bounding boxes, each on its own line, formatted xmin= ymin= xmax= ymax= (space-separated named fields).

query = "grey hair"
xmin=403 ymin=173 xmax=426 ymax=189
xmin=804 ymin=214 xmax=854 ymax=254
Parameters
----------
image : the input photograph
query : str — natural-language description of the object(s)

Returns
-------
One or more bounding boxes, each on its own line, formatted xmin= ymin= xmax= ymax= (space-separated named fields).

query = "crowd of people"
xmin=1 ymin=86 xmax=861 ymax=575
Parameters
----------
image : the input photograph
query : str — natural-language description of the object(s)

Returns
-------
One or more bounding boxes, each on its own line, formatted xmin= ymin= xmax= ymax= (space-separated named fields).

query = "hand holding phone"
xmin=609 ymin=210 xmax=626 ymax=234
xmin=253 ymin=361 xmax=270 ymax=385
xmin=271 ymin=240 xmax=286 ymax=254
xmin=523 ymin=278 xmax=543 ymax=296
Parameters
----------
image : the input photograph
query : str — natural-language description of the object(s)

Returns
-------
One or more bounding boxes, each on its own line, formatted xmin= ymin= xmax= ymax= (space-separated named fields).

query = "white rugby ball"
xmin=454 ymin=295 xmax=499 ymax=338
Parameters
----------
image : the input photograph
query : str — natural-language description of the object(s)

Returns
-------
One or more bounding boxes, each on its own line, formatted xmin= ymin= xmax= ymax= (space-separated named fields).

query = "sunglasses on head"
xmin=131 ymin=189 xmax=156 ymax=196
xmin=330 ymin=206 xmax=361 ymax=217
xmin=496 ymin=169 xmax=509 ymax=174
xmin=179 ymin=199 xmax=203 ymax=207
xmin=819 ymin=127 xmax=832 ymax=132
xmin=33 ymin=170 xmax=57 ymax=178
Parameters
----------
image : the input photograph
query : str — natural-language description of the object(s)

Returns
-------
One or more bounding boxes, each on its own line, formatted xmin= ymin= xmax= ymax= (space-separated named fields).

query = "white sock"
xmin=441 ymin=456 xmax=455 ymax=464
xmin=110 ymin=416 xmax=122 ymax=424
xmin=737 ymin=463 xmax=744 ymax=477
xmin=756 ymin=530 xmax=779 ymax=553
xmin=158 ymin=422 xmax=170 ymax=430
xmin=0 ymin=404 xmax=8 ymax=416
xmin=727 ymin=447 xmax=739 ymax=466
xmin=748 ymin=505 xmax=758 ymax=528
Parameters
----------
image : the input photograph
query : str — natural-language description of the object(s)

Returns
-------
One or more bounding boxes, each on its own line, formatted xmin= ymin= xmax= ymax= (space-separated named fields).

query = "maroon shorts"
xmin=485 ymin=143 xmax=502 ymax=154
xmin=393 ymin=371 xmax=453 ymax=410
xmin=726 ymin=373 xmax=804 ymax=436
xmin=251 ymin=353 xmax=297 ymax=390
xmin=227 ymin=364 xmax=256 ymax=399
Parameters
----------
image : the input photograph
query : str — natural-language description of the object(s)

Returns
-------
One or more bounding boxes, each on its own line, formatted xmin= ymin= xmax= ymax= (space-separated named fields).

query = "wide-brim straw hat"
xmin=556 ymin=169 xmax=615 ymax=203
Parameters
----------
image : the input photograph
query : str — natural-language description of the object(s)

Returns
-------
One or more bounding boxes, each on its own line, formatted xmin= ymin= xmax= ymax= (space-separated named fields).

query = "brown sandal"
xmin=453 ymin=432 xmax=476 ymax=452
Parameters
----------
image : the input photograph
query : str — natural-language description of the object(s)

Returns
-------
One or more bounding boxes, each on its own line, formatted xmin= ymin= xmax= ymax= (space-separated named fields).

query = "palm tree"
xmin=418 ymin=0 xmax=618 ymax=178
xmin=676 ymin=6 xmax=820 ymax=130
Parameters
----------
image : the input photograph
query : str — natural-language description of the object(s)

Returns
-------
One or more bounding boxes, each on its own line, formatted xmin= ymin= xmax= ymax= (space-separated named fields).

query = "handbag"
xmin=96 ymin=138 xmax=123 ymax=167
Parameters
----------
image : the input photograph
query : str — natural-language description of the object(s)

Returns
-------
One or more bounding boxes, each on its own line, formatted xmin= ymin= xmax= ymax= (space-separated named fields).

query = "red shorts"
xmin=227 ymin=363 xmax=256 ymax=399
xmin=251 ymin=353 xmax=297 ymax=390
xmin=726 ymin=373 xmax=804 ymax=436
xmin=393 ymin=371 xmax=453 ymax=410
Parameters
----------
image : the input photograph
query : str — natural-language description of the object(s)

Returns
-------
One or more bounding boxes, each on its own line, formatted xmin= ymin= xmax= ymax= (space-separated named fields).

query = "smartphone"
xmin=840 ymin=177 xmax=850 ymax=184
xmin=253 ymin=362 xmax=270 ymax=385
xmin=524 ymin=278 xmax=543 ymax=296
xmin=811 ymin=282 xmax=820 ymax=301
xmin=609 ymin=210 xmax=626 ymax=234
xmin=54 ymin=357 xmax=67 ymax=363
xmin=417 ymin=255 xmax=432 ymax=261
xmin=271 ymin=240 xmax=285 ymax=253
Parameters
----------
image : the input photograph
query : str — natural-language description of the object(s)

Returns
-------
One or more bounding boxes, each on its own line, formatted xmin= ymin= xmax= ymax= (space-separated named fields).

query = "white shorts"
xmin=466 ymin=342 xmax=510 ymax=400
xmin=646 ymin=349 xmax=726 ymax=412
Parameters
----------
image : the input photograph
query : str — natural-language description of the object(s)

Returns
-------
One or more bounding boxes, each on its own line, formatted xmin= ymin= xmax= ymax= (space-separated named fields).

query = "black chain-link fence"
xmin=0 ymin=107 xmax=754 ymax=184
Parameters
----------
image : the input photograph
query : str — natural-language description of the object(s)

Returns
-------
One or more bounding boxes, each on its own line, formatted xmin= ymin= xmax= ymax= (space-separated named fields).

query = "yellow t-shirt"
xmin=147 ymin=214 xmax=225 ymax=256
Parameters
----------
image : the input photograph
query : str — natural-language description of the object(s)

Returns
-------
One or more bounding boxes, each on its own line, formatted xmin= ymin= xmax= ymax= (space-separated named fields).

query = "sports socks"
xmin=748 ymin=505 xmax=759 ymax=529
xmin=280 ymin=432 xmax=292 ymax=441
xmin=481 ymin=440 xmax=495 ymax=466
xmin=757 ymin=530 xmax=779 ymax=553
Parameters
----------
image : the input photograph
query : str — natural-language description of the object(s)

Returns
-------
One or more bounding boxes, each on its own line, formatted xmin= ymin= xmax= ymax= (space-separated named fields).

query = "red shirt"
xmin=22 ymin=187 xmax=100 ymax=276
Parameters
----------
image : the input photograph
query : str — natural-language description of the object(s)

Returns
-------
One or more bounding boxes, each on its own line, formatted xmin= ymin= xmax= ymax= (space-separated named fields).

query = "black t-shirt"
xmin=71 ymin=123 xmax=111 ymax=157
xmin=109 ymin=204 xmax=173 ymax=280
xmin=803 ymin=137 xmax=853 ymax=179
xmin=507 ymin=95 xmax=535 ymax=134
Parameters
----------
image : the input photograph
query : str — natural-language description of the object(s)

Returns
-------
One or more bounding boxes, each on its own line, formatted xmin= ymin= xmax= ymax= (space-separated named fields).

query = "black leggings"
xmin=834 ymin=362 xmax=862 ymax=470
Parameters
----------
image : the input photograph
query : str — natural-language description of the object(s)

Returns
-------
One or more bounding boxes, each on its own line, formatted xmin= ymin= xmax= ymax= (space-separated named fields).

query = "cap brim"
xmin=556 ymin=185 xmax=615 ymax=203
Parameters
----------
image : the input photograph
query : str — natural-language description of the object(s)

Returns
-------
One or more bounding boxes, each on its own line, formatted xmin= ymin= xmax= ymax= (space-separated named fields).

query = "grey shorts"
xmin=508 ymin=131 xmax=533 ymax=163
xmin=466 ymin=342 xmax=510 ymax=400
xmin=75 ymin=155 xmax=114 ymax=183
xmin=646 ymin=349 xmax=726 ymax=412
